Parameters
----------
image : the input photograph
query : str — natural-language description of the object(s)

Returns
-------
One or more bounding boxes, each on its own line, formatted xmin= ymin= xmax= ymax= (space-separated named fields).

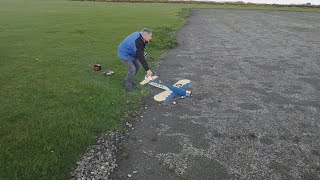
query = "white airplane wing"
xmin=173 ymin=79 xmax=190 ymax=89
xmin=140 ymin=76 xmax=158 ymax=85
xmin=154 ymin=90 xmax=175 ymax=102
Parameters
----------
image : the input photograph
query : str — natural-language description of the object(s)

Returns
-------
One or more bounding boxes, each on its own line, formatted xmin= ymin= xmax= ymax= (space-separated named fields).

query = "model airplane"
xmin=140 ymin=76 xmax=192 ymax=102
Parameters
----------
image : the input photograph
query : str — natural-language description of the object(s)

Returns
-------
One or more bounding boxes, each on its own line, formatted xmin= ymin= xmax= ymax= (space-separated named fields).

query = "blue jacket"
xmin=118 ymin=32 xmax=149 ymax=71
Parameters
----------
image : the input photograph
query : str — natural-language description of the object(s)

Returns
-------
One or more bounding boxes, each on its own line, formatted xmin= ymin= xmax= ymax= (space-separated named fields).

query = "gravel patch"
xmin=70 ymin=131 xmax=127 ymax=180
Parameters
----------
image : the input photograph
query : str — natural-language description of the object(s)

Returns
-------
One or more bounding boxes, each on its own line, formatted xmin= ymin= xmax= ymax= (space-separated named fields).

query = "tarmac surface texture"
xmin=112 ymin=9 xmax=320 ymax=180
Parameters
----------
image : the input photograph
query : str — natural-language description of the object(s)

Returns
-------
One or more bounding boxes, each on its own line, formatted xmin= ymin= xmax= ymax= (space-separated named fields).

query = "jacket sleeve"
xmin=135 ymin=38 xmax=150 ymax=71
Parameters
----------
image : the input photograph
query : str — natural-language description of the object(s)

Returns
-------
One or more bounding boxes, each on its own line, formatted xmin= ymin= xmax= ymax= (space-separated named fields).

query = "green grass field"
xmin=0 ymin=0 xmax=319 ymax=179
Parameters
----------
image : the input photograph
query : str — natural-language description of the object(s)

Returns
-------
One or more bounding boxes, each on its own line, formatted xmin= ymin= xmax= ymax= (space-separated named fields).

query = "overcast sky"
xmin=194 ymin=0 xmax=320 ymax=5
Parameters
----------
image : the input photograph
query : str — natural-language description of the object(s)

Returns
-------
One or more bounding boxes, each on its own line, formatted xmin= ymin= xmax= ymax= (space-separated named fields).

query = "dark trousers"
xmin=122 ymin=60 xmax=141 ymax=88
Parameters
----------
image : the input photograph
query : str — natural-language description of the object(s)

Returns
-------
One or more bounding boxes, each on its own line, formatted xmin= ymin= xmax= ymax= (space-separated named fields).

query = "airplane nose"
xmin=186 ymin=90 xmax=192 ymax=97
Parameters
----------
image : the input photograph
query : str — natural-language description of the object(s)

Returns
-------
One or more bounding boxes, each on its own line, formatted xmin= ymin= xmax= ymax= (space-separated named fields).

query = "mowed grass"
xmin=0 ymin=0 xmax=186 ymax=179
xmin=0 ymin=0 xmax=319 ymax=179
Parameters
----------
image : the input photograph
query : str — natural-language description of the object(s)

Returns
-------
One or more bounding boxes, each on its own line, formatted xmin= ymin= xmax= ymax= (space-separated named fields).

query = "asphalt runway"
xmin=112 ymin=9 xmax=320 ymax=179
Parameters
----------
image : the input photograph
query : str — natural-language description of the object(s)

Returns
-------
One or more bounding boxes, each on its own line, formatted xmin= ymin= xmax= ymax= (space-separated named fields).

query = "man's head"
xmin=141 ymin=28 xmax=152 ymax=42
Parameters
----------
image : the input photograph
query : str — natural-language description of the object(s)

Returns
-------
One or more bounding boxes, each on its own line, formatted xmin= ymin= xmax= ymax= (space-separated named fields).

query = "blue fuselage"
xmin=162 ymin=83 xmax=187 ymax=96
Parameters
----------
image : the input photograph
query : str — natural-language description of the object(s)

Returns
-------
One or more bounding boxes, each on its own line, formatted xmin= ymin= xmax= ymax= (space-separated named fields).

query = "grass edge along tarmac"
xmin=0 ymin=0 xmax=319 ymax=179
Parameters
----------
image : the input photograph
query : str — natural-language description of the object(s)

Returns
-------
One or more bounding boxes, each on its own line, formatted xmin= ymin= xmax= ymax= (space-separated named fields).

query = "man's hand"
xmin=146 ymin=70 xmax=153 ymax=77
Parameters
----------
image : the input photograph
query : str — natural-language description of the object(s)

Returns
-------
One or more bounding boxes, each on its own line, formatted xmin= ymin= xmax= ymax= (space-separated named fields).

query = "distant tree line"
xmin=73 ymin=0 xmax=320 ymax=8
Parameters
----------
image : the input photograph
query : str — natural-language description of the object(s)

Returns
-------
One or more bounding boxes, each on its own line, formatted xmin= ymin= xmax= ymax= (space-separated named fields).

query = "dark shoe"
xmin=124 ymin=80 xmax=136 ymax=87
xmin=126 ymin=86 xmax=134 ymax=91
